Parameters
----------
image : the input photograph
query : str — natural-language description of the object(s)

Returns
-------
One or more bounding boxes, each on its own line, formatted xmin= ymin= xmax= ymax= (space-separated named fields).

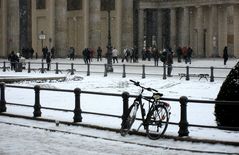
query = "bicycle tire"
xmin=146 ymin=104 xmax=169 ymax=140
xmin=120 ymin=102 xmax=138 ymax=136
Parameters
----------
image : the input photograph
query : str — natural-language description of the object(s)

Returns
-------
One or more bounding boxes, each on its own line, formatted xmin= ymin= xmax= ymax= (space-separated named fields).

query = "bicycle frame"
xmin=133 ymin=88 xmax=158 ymax=131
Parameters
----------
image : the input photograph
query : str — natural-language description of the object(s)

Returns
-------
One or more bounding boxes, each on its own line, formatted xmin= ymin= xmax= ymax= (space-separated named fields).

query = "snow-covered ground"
xmin=0 ymin=58 xmax=239 ymax=155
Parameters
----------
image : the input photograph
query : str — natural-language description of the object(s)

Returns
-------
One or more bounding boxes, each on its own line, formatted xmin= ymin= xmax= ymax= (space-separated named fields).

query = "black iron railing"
xmin=0 ymin=61 xmax=232 ymax=82
xmin=0 ymin=82 xmax=238 ymax=138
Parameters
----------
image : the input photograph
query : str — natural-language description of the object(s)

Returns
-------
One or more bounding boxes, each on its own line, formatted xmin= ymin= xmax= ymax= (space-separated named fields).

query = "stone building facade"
xmin=0 ymin=0 xmax=239 ymax=58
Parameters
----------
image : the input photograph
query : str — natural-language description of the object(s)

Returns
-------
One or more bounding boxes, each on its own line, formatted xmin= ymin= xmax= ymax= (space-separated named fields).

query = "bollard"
xmin=178 ymin=96 xmax=189 ymax=137
xmin=70 ymin=63 xmax=74 ymax=75
xmin=55 ymin=63 xmax=59 ymax=74
xmin=210 ymin=66 xmax=214 ymax=82
xmin=0 ymin=82 xmax=6 ymax=112
xmin=87 ymin=64 xmax=90 ymax=76
xmin=3 ymin=61 xmax=6 ymax=72
xmin=186 ymin=66 xmax=190 ymax=81
xmin=122 ymin=64 xmax=126 ymax=78
xmin=28 ymin=62 xmax=31 ymax=73
xmin=121 ymin=92 xmax=129 ymax=127
xmin=73 ymin=88 xmax=82 ymax=122
xmin=163 ymin=64 xmax=167 ymax=80
xmin=142 ymin=65 xmax=146 ymax=79
xmin=104 ymin=64 xmax=107 ymax=77
xmin=33 ymin=85 xmax=41 ymax=117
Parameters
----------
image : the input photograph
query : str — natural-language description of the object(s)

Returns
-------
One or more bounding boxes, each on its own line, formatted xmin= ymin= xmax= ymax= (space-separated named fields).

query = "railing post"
xmin=122 ymin=64 xmax=126 ymax=78
xmin=55 ymin=63 xmax=59 ymax=74
xmin=121 ymin=92 xmax=129 ymax=127
xmin=3 ymin=61 xmax=6 ymax=72
xmin=33 ymin=85 xmax=41 ymax=117
xmin=28 ymin=62 xmax=31 ymax=73
xmin=70 ymin=63 xmax=74 ymax=75
xmin=210 ymin=66 xmax=214 ymax=82
xmin=163 ymin=64 xmax=167 ymax=79
xmin=142 ymin=65 xmax=146 ymax=79
xmin=41 ymin=61 xmax=44 ymax=73
xmin=87 ymin=64 xmax=90 ymax=76
xmin=186 ymin=66 xmax=190 ymax=81
xmin=104 ymin=64 xmax=107 ymax=77
xmin=0 ymin=82 xmax=7 ymax=112
xmin=178 ymin=96 xmax=189 ymax=137
xmin=73 ymin=88 xmax=82 ymax=122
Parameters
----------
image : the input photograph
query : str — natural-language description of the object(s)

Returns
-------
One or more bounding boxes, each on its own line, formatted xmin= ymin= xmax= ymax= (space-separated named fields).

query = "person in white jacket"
xmin=112 ymin=47 xmax=118 ymax=63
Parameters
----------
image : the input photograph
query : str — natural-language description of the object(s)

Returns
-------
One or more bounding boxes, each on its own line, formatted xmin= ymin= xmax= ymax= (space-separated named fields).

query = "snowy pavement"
xmin=0 ymin=58 xmax=239 ymax=154
xmin=0 ymin=116 xmax=238 ymax=155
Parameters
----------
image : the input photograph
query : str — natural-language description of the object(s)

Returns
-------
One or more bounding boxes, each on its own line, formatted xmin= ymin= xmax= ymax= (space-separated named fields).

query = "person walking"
xmin=46 ymin=52 xmax=51 ymax=71
xmin=166 ymin=48 xmax=173 ymax=77
xmin=223 ymin=46 xmax=229 ymax=65
xmin=176 ymin=46 xmax=182 ymax=63
xmin=187 ymin=47 xmax=193 ymax=64
xmin=121 ymin=48 xmax=128 ymax=62
xmin=69 ymin=47 xmax=75 ymax=60
xmin=83 ymin=48 xmax=89 ymax=64
xmin=97 ymin=46 xmax=102 ymax=61
xmin=51 ymin=47 xmax=55 ymax=59
xmin=112 ymin=47 xmax=118 ymax=63
xmin=8 ymin=51 xmax=19 ymax=70
xmin=152 ymin=47 xmax=160 ymax=66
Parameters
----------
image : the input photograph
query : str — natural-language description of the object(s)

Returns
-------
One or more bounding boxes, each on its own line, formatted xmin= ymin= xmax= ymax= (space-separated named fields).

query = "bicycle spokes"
xmin=146 ymin=105 xmax=169 ymax=140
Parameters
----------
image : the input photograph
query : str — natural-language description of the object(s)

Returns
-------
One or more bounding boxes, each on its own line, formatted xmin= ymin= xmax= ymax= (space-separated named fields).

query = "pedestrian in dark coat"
xmin=97 ymin=46 xmax=102 ymax=61
xmin=176 ymin=46 xmax=182 ymax=63
xmin=30 ymin=47 xmax=34 ymax=59
xmin=83 ymin=48 xmax=90 ymax=64
xmin=223 ymin=46 xmax=229 ymax=65
xmin=187 ymin=47 xmax=193 ymax=64
xmin=8 ymin=51 xmax=19 ymax=70
xmin=152 ymin=47 xmax=160 ymax=66
xmin=166 ymin=48 xmax=173 ymax=77
xmin=46 ymin=52 xmax=51 ymax=70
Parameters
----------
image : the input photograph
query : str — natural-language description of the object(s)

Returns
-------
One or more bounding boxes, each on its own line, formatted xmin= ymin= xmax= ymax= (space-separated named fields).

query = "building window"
xmin=67 ymin=0 xmax=82 ymax=11
xmin=101 ymin=0 xmax=115 ymax=11
xmin=36 ymin=0 xmax=46 ymax=9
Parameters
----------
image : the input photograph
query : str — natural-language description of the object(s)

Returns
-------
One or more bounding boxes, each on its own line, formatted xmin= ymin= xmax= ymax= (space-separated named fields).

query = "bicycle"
xmin=120 ymin=80 xmax=171 ymax=140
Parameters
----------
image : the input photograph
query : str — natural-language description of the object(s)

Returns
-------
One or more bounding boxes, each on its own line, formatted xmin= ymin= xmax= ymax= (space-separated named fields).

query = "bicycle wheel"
xmin=120 ymin=102 xmax=138 ymax=136
xmin=146 ymin=104 xmax=169 ymax=140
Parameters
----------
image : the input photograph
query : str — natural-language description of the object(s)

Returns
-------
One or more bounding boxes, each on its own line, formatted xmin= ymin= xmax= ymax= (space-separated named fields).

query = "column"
xmin=122 ymin=0 xmax=133 ymax=48
xmin=138 ymin=8 xmax=144 ymax=57
xmin=170 ymin=8 xmax=176 ymax=49
xmin=7 ymin=0 xmax=20 ymax=52
xmin=233 ymin=5 xmax=239 ymax=57
xmin=1 ymin=0 xmax=7 ymax=57
xmin=157 ymin=9 xmax=163 ymax=50
xmin=49 ymin=0 xmax=55 ymax=49
xmin=89 ymin=0 xmax=101 ymax=50
xmin=227 ymin=5 xmax=234 ymax=56
xmin=83 ymin=0 xmax=89 ymax=48
xmin=183 ymin=7 xmax=189 ymax=46
xmin=218 ymin=5 xmax=227 ymax=57
xmin=196 ymin=6 xmax=204 ymax=57
xmin=55 ymin=0 xmax=67 ymax=57
xmin=116 ymin=0 xmax=122 ymax=53
xmin=209 ymin=5 xmax=218 ymax=57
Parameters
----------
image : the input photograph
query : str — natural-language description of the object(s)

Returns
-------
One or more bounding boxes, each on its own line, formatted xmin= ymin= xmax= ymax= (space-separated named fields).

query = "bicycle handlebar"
xmin=130 ymin=79 xmax=162 ymax=95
